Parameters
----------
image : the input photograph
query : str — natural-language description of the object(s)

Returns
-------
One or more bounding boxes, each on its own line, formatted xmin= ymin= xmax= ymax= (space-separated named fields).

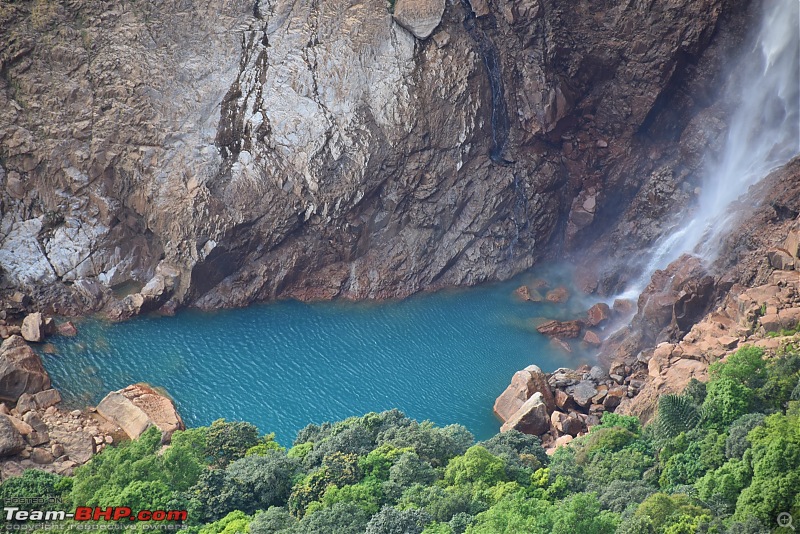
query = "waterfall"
xmin=461 ymin=0 xmax=512 ymax=164
xmin=629 ymin=0 xmax=800 ymax=292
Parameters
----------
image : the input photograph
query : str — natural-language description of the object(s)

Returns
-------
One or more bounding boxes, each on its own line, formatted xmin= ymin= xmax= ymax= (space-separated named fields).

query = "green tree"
xmin=249 ymin=507 xmax=298 ymax=534
xmin=364 ymin=505 xmax=431 ymax=534
xmin=205 ymin=419 xmax=260 ymax=467
xmin=444 ymin=446 xmax=507 ymax=488
xmin=550 ymin=492 xmax=620 ymax=534
xmin=701 ymin=377 xmax=752 ymax=430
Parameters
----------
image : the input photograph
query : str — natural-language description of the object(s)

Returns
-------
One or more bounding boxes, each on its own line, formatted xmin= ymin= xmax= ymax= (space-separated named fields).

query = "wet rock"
xmin=537 ymin=320 xmax=583 ymax=339
xmin=500 ymin=393 xmax=550 ymax=435
xmin=96 ymin=383 xmax=184 ymax=441
xmin=393 ymin=0 xmax=445 ymax=39
xmin=0 ymin=336 xmax=51 ymax=403
xmin=550 ymin=338 xmax=573 ymax=354
xmin=0 ymin=414 xmax=25 ymax=457
xmin=21 ymin=313 xmax=44 ymax=343
xmin=613 ymin=299 xmax=636 ymax=317
xmin=57 ymin=322 xmax=78 ymax=337
xmin=586 ymin=303 xmax=611 ymax=327
xmin=514 ymin=285 xmax=531 ymax=301
xmin=583 ymin=330 xmax=601 ymax=345
xmin=546 ymin=287 xmax=570 ymax=303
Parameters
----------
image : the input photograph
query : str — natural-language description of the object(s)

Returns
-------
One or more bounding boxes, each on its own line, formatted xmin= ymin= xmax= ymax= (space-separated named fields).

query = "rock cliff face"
xmin=0 ymin=0 xmax=745 ymax=315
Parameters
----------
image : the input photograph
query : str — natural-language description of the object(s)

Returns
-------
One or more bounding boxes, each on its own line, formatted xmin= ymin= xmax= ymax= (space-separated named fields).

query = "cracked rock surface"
xmin=0 ymin=0 xmax=744 ymax=316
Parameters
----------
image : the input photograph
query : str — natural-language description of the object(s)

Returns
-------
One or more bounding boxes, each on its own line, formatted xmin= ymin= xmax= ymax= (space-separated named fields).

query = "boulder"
xmin=550 ymin=411 xmax=585 ymax=437
xmin=500 ymin=393 xmax=550 ymax=435
xmin=392 ymin=0 xmax=446 ymax=40
xmin=33 ymin=388 xmax=62 ymax=409
xmin=586 ymin=303 xmax=611 ymax=326
xmin=49 ymin=430 xmax=94 ymax=464
xmin=767 ymin=249 xmax=795 ymax=270
xmin=545 ymin=287 xmax=570 ymax=303
xmin=31 ymin=448 xmax=55 ymax=464
xmin=21 ymin=313 xmax=44 ymax=342
xmin=494 ymin=366 xmax=555 ymax=421
xmin=570 ymin=381 xmax=598 ymax=407
xmin=785 ymin=229 xmax=800 ymax=260
xmin=57 ymin=321 xmax=78 ymax=337
xmin=96 ymin=383 xmax=184 ymax=441
xmin=583 ymin=330 xmax=601 ymax=345
xmin=0 ymin=414 xmax=25 ymax=457
xmin=15 ymin=392 xmax=37 ymax=414
xmin=537 ymin=320 xmax=583 ymax=339
xmin=603 ymin=386 xmax=626 ymax=410
xmin=469 ymin=0 xmax=490 ymax=17
xmin=514 ymin=285 xmax=531 ymax=301
xmin=554 ymin=389 xmax=576 ymax=410
xmin=0 ymin=336 xmax=51 ymax=403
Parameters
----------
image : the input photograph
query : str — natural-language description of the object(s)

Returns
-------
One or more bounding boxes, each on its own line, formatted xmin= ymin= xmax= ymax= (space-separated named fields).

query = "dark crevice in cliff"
xmin=461 ymin=0 xmax=512 ymax=164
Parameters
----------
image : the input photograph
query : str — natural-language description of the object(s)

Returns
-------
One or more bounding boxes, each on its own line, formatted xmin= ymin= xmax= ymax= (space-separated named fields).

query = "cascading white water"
xmin=629 ymin=0 xmax=800 ymax=293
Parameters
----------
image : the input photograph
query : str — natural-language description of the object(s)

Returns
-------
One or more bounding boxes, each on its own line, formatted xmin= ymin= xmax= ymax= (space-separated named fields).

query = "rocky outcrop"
xmin=500 ymin=392 xmax=550 ymax=435
xmin=393 ymin=0 xmax=446 ymax=39
xmin=96 ymin=384 xmax=184 ymax=441
xmin=0 ymin=0 xmax=741 ymax=316
xmin=0 ymin=335 xmax=51 ymax=403
xmin=536 ymin=320 xmax=583 ymax=339
xmin=0 ymin=414 xmax=26 ymax=457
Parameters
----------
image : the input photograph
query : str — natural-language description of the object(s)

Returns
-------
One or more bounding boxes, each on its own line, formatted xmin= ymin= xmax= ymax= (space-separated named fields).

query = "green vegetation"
xmin=2 ymin=344 xmax=800 ymax=532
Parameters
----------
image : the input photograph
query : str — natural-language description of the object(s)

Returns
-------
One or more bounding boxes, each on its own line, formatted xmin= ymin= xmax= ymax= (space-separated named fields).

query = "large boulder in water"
xmin=96 ymin=384 xmax=184 ymax=442
xmin=536 ymin=320 xmax=583 ymax=339
xmin=500 ymin=393 xmax=550 ymax=435
xmin=392 ymin=0 xmax=445 ymax=39
xmin=494 ymin=365 xmax=555 ymax=422
xmin=0 ymin=336 xmax=51 ymax=403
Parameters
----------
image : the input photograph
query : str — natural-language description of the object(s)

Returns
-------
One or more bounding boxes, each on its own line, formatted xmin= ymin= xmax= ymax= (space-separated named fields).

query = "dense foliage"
xmin=3 ymin=344 xmax=799 ymax=533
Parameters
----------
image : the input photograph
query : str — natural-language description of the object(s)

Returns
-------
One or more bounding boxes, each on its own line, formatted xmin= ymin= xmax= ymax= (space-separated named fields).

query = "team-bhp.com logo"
xmin=4 ymin=506 xmax=187 ymax=522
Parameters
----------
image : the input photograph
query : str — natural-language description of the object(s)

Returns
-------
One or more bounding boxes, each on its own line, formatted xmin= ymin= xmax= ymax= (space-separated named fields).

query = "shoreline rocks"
xmin=96 ymin=383 xmax=185 ymax=442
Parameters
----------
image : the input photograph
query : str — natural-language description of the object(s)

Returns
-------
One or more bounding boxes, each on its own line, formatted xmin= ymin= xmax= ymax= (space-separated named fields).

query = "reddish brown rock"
xmin=537 ymin=320 xmax=583 ymax=339
xmin=57 ymin=322 xmax=78 ymax=337
xmin=612 ymin=299 xmax=636 ymax=317
xmin=767 ymin=249 xmax=795 ymax=270
xmin=603 ymin=386 xmax=626 ymax=410
xmin=550 ymin=338 xmax=573 ymax=354
xmin=550 ymin=410 xmax=585 ymax=437
xmin=554 ymin=389 xmax=576 ymax=410
xmin=583 ymin=330 xmax=601 ymax=346
xmin=514 ymin=285 xmax=531 ymax=301
xmin=586 ymin=303 xmax=611 ymax=327
xmin=546 ymin=287 xmax=570 ymax=303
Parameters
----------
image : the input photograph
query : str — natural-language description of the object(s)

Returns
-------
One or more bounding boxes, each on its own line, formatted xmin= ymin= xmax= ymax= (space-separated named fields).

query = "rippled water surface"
xmin=45 ymin=270 xmax=596 ymax=444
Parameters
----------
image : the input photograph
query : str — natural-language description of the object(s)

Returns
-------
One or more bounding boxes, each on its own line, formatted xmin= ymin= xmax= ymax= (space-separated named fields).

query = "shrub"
xmin=655 ymin=394 xmax=700 ymax=438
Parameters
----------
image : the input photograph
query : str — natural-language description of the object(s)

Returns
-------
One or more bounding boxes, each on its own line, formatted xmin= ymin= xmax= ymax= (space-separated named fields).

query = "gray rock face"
xmin=0 ymin=0 xmax=740 ymax=315
xmin=0 ymin=336 xmax=51 ymax=403
xmin=0 ymin=414 xmax=25 ymax=458
xmin=393 ymin=0 xmax=446 ymax=39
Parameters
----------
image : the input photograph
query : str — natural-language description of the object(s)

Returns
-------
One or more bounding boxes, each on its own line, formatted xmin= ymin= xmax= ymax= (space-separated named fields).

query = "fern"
xmin=656 ymin=394 xmax=700 ymax=438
